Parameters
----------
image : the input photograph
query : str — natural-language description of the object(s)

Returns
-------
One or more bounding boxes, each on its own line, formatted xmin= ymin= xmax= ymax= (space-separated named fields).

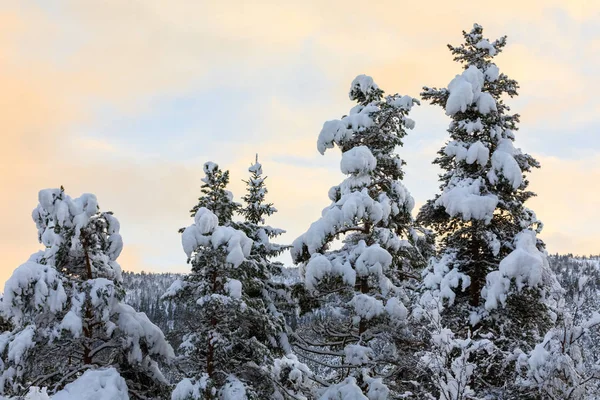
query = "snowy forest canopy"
xmin=0 ymin=24 xmax=598 ymax=400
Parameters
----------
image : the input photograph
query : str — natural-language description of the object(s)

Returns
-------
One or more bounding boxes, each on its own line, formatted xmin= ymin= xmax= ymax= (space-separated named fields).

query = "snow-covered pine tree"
xmin=517 ymin=255 xmax=600 ymax=399
xmin=237 ymin=155 xmax=313 ymax=399
xmin=167 ymin=161 xmax=308 ymax=399
xmin=291 ymin=75 xmax=429 ymax=398
xmin=416 ymin=24 xmax=559 ymax=398
xmin=0 ymin=187 xmax=174 ymax=398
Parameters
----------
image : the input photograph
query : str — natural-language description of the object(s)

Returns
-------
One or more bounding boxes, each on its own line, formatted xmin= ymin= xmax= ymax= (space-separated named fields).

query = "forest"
xmin=0 ymin=24 xmax=598 ymax=400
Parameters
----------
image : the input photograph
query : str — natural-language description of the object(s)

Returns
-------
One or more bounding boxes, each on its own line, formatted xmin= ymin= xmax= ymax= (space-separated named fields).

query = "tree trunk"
xmin=469 ymin=228 xmax=482 ymax=307
xmin=82 ymin=233 xmax=94 ymax=365
xmin=206 ymin=267 xmax=218 ymax=398
xmin=358 ymin=277 xmax=369 ymax=335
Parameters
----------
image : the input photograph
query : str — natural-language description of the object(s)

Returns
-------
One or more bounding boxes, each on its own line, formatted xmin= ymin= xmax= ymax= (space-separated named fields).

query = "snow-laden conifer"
xmin=416 ymin=24 xmax=560 ymax=398
xmin=0 ymin=187 xmax=173 ymax=398
xmin=517 ymin=256 xmax=600 ymax=398
xmin=238 ymin=156 xmax=313 ymax=399
xmin=291 ymin=75 xmax=429 ymax=398
xmin=167 ymin=161 xmax=309 ymax=399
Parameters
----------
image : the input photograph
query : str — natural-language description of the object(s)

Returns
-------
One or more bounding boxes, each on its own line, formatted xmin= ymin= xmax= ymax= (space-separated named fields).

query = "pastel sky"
xmin=2 ymin=1 xmax=599 ymax=286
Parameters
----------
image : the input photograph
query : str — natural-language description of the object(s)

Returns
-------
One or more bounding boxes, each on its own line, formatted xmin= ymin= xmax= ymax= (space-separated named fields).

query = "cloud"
xmin=1 ymin=1 xmax=599 ymax=288
xmin=528 ymin=154 xmax=600 ymax=254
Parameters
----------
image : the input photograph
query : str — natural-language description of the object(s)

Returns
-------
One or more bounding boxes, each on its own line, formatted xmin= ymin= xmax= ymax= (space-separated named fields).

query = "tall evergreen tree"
xmin=416 ymin=24 xmax=558 ymax=398
xmin=291 ymin=74 xmax=429 ymax=398
xmin=167 ymin=161 xmax=308 ymax=399
xmin=0 ymin=188 xmax=174 ymax=398
xmin=238 ymin=156 xmax=313 ymax=399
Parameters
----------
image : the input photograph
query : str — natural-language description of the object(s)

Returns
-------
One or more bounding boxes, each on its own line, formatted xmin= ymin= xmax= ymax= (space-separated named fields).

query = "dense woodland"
xmin=0 ymin=25 xmax=598 ymax=400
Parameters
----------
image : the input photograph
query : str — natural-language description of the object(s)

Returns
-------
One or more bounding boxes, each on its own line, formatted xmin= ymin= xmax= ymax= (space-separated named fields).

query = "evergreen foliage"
xmin=416 ymin=24 xmax=559 ymax=398
xmin=291 ymin=74 xmax=430 ymax=397
xmin=0 ymin=188 xmax=173 ymax=399
xmin=166 ymin=161 xmax=307 ymax=399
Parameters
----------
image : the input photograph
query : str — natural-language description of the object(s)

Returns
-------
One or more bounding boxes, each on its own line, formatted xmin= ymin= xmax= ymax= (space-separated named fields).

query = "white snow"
xmin=350 ymin=294 xmax=384 ymax=320
xmin=317 ymin=105 xmax=378 ymax=155
xmin=365 ymin=377 xmax=389 ymax=400
xmin=248 ymin=159 xmax=262 ymax=174
xmin=107 ymin=233 xmax=123 ymax=261
xmin=171 ymin=375 xmax=209 ymax=400
xmin=459 ymin=118 xmax=484 ymax=134
xmin=446 ymin=75 xmax=475 ymax=115
xmin=303 ymin=254 xmax=356 ymax=292
xmin=385 ymin=297 xmax=408 ymax=322
xmin=115 ymin=303 xmax=175 ymax=363
xmin=182 ymin=226 xmax=201 ymax=258
xmin=162 ymin=278 xmax=186 ymax=299
xmin=7 ymin=326 xmax=35 ymax=365
xmin=477 ymin=92 xmax=497 ymax=114
xmin=445 ymin=65 xmax=496 ymax=116
xmin=340 ymin=146 xmax=377 ymax=175
xmin=318 ymin=377 xmax=368 ymax=400
xmin=225 ymin=279 xmax=242 ymax=299
xmin=484 ymin=232 xmax=501 ymax=256
xmin=349 ymin=74 xmax=379 ymax=100
xmin=465 ymin=141 xmax=490 ymax=166
xmin=390 ymin=95 xmax=417 ymax=110
xmin=434 ymin=177 xmax=498 ymax=223
xmin=104 ymin=213 xmax=120 ymax=235
xmin=210 ymin=227 xmax=253 ymax=268
xmin=203 ymin=161 xmax=218 ymax=174
xmin=3 ymin=262 xmax=67 ymax=325
xmin=422 ymin=252 xmax=471 ymax=307
xmin=24 ymin=387 xmax=50 ymax=400
xmin=30 ymin=189 xmax=124 ymax=281
xmin=53 ymin=368 xmax=129 ymax=400
xmin=60 ymin=310 xmax=83 ymax=338
xmin=171 ymin=378 xmax=200 ymax=400
xmin=220 ymin=375 xmax=247 ymax=400
xmin=181 ymin=208 xmax=252 ymax=267
xmin=344 ymin=344 xmax=373 ymax=365
xmin=194 ymin=207 xmax=219 ymax=234
xmin=483 ymin=230 xmax=546 ymax=310
xmin=444 ymin=140 xmax=489 ymax=167
xmin=489 ymin=139 xmax=523 ymax=189
xmin=475 ymin=39 xmax=497 ymax=56
xmin=271 ymin=354 xmax=312 ymax=394
xmin=445 ymin=141 xmax=468 ymax=162
xmin=484 ymin=64 xmax=500 ymax=82
xmin=355 ymin=244 xmax=392 ymax=277
xmin=292 ymin=189 xmax=385 ymax=260
xmin=403 ymin=116 xmax=416 ymax=129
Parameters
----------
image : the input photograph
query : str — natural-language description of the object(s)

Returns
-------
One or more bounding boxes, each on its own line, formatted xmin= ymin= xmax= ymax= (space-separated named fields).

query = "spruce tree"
xmin=416 ymin=24 xmax=558 ymax=398
xmin=291 ymin=75 xmax=429 ymax=398
xmin=238 ymin=155 xmax=313 ymax=399
xmin=523 ymin=256 xmax=600 ymax=398
xmin=0 ymin=187 xmax=174 ymax=398
xmin=167 ymin=161 xmax=308 ymax=399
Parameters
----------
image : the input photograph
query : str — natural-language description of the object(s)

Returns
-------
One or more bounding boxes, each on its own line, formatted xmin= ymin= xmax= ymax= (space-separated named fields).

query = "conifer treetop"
xmin=240 ymin=154 xmax=277 ymax=225
xmin=190 ymin=162 xmax=240 ymax=224
xmin=293 ymin=74 xmax=419 ymax=264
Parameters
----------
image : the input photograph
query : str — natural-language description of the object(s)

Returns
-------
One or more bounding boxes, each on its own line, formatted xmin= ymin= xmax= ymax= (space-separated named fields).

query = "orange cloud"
xmin=529 ymin=154 xmax=600 ymax=254
xmin=1 ymin=1 xmax=599 ymax=288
